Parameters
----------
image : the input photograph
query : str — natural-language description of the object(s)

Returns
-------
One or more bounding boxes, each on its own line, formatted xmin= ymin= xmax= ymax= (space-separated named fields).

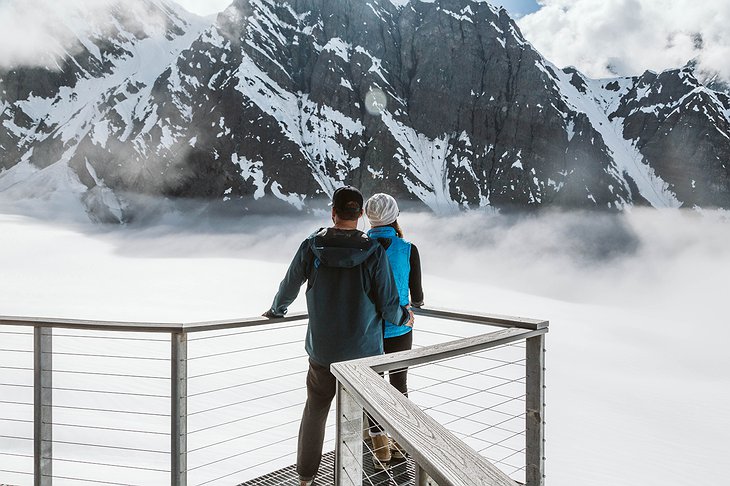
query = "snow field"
xmin=0 ymin=208 xmax=729 ymax=485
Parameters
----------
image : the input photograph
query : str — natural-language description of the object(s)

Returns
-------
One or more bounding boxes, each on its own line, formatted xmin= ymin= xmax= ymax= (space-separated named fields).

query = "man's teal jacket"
xmin=269 ymin=227 xmax=408 ymax=366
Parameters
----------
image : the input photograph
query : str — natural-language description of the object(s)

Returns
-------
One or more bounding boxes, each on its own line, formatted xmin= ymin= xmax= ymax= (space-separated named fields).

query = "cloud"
xmin=0 ymin=0 xmax=171 ymax=71
xmin=59 ymin=204 xmax=730 ymax=326
xmin=174 ymin=0 xmax=232 ymax=16
xmin=1 ymin=207 xmax=728 ymax=484
xmin=518 ymin=0 xmax=730 ymax=80
xmin=0 ymin=0 xmax=80 ymax=70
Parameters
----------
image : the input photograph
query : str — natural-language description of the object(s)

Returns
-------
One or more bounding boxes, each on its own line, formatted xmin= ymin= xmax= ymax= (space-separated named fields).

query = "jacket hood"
xmin=309 ymin=228 xmax=379 ymax=268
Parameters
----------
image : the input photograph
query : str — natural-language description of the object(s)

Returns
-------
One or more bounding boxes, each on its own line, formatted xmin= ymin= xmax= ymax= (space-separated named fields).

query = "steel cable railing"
xmin=0 ymin=327 xmax=34 ymax=486
xmin=347 ymin=319 xmax=533 ymax=486
xmin=409 ymin=344 xmax=529 ymax=482
xmin=350 ymin=340 xmax=528 ymax=485
xmin=184 ymin=321 xmax=330 ymax=486
xmin=43 ymin=329 xmax=170 ymax=486
xmin=332 ymin=311 xmax=548 ymax=486
xmin=1 ymin=309 xmax=546 ymax=486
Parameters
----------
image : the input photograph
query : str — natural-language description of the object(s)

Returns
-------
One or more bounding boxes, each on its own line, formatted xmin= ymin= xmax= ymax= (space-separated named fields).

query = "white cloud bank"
xmin=0 ymin=0 xmax=89 ymax=70
xmin=519 ymin=0 xmax=730 ymax=80
xmin=0 ymin=208 xmax=728 ymax=485
xmin=0 ymin=0 xmax=176 ymax=71
xmin=175 ymin=0 xmax=232 ymax=16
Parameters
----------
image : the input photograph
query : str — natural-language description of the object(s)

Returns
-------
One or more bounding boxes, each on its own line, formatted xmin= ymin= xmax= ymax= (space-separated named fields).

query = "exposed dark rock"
xmin=611 ymin=68 xmax=730 ymax=208
xmin=0 ymin=0 xmax=728 ymax=222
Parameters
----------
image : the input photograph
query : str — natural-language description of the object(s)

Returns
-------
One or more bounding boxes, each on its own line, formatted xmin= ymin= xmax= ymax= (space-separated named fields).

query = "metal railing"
xmin=331 ymin=309 xmax=547 ymax=486
xmin=0 ymin=314 xmax=307 ymax=486
xmin=0 ymin=308 xmax=546 ymax=486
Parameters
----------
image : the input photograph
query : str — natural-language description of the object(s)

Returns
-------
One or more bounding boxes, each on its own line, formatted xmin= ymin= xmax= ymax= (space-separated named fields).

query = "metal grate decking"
xmin=239 ymin=441 xmax=416 ymax=486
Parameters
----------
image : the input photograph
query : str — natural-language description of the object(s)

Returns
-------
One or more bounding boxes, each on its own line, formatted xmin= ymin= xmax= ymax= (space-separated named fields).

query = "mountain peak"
xmin=1 ymin=0 xmax=728 ymax=222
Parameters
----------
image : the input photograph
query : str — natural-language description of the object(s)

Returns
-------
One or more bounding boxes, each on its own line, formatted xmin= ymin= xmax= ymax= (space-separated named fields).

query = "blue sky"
xmin=489 ymin=0 xmax=540 ymax=18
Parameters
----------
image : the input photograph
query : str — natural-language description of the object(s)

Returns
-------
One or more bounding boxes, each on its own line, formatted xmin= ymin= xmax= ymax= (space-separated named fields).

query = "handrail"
xmin=0 ymin=312 xmax=309 ymax=333
xmin=183 ymin=313 xmax=308 ymax=332
xmin=0 ymin=307 xmax=544 ymax=332
xmin=413 ymin=307 xmax=548 ymax=330
xmin=346 ymin=326 xmax=544 ymax=372
xmin=331 ymin=326 xmax=547 ymax=486
xmin=0 ymin=315 xmax=183 ymax=332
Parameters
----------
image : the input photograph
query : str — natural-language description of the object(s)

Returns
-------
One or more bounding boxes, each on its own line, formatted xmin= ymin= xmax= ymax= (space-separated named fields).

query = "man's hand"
xmin=262 ymin=309 xmax=283 ymax=319
xmin=405 ymin=307 xmax=415 ymax=328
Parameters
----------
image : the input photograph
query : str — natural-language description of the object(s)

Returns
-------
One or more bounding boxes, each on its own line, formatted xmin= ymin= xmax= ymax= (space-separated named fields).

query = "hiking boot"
xmin=390 ymin=437 xmax=407 ymax=460
xmin=371 ymin=433 xmax=391 ymax=470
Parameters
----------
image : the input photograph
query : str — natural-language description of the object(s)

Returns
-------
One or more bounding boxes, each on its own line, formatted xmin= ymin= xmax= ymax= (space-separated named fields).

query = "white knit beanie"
xmin=364 ymin=193 xmax=399 ymax=227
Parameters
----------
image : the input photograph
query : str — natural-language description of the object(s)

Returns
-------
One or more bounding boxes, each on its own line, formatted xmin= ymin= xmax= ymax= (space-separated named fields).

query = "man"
xmin=263 ymin=186 xmax=414 ymax=486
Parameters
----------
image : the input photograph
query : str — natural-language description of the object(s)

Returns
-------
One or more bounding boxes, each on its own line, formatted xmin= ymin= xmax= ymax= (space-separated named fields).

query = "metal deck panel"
xmin=239 ymin=447 xmax=415 ymax=486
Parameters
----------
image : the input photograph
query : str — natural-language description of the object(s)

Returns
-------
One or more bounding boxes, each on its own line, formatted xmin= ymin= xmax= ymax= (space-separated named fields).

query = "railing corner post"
xmin=34 ymin=325 xmax=52 ymax=486
xmin=335 ymin=381 xmax=363 ymax=486
xmin=415 ymin=464 xmax=439 ymax=486
xmin=526 ymin=333 xmax=546 ymax=486
xmin=171 ymin=331 xmax=187 ymax=486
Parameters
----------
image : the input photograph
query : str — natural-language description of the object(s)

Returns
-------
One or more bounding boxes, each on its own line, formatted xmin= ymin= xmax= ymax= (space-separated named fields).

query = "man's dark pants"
xmin=297 ymin=358 xmax=385 ymax=481
xmin=297 ymin=359 xmax=336 ymax=481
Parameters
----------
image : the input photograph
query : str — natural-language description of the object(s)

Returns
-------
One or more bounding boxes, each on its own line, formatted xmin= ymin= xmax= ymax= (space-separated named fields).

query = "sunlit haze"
xmin=1 ymin=208 xmax=728 ymax=484
xmin=175 ymin=0 xmax=232 ymax=16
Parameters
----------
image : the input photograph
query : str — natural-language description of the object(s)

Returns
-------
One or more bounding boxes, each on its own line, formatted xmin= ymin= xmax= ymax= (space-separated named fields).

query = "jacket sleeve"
xmin=370 ymin=246 xmax=409 ymax=326
xmin=408 ymin=243 xmax=424 ymax=307
xmin=269 ymin=239 xmax=310 ymax=316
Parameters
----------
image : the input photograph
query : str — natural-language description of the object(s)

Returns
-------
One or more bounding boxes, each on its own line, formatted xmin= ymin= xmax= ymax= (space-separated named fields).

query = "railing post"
xmin=34 ymin=326 xmax=52 ymax=486
xmin=171 ymin=331 xmax=187 ymax=486
xmin=335 ymin=382 xmax=363 ymax=486
xmin=415 ymin=464 xmax=438 ymax=486
xmin=526 ymin=334 xmax=546 ymax=486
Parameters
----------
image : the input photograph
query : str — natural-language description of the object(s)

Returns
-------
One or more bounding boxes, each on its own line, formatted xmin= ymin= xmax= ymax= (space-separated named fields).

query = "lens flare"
xmin=364 ymin=87 xmax=387 ymax=115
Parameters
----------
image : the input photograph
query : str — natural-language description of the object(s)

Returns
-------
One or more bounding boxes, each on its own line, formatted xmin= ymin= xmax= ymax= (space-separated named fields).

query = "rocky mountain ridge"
xmin=0 ymin=0 xmax=728 ymax=222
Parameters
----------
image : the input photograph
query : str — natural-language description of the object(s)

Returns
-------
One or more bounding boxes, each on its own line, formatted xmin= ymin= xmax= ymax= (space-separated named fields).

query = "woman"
xmin=364 ymin=192 xmax=424 ymax=464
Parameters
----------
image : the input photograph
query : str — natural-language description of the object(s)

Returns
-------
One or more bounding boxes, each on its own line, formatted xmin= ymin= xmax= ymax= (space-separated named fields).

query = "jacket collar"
xmin=367 ymin=226 xmax=397 ymax=238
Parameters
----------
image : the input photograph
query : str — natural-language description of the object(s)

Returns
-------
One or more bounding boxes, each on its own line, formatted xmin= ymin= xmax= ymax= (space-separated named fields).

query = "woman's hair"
xmin=388 ymin=220 xmax=404 ymax=238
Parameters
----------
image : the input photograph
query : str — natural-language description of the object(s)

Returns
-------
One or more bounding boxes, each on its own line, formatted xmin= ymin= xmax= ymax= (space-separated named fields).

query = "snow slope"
xmin=2 ymin=0 xmax=729 ymax=220
xmin=0 ymin=208 xmax=728 ymax=485
xmin=550 ymin=67 xmax=681 ymax=208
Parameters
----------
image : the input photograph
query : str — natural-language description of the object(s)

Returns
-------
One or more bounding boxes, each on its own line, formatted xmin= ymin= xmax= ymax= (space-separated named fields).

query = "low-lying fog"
xmin=1 ymin=206 xmax=728 ymax=485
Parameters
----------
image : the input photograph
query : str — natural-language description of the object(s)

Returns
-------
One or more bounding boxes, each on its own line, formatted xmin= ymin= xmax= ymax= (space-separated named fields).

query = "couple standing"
xmin=263 ymin=186 xmax=424 ymax=486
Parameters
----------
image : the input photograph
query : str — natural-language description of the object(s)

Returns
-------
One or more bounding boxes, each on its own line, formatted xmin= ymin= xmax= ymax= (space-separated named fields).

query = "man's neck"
xmin=332 ymin=220 xmax=359 ymax=230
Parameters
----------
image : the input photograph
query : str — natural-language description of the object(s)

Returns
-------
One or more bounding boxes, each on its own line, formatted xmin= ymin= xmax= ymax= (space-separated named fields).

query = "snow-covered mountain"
xmin=1 ymin=0 xmax=728 ymax=222
xmin=0 ymin=0 xmax=212 ymax=220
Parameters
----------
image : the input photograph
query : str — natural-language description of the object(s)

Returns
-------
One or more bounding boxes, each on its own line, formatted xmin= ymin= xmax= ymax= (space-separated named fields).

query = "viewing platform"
xmin=240 ymin=449 xmax=416 ymax=486
xmin=0 ymin=308 xmax=547 ymax=486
